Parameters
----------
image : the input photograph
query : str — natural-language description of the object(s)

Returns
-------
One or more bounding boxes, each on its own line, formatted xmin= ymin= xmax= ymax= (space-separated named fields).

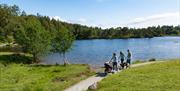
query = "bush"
xmin=0 ymin=54 xmax=32 ymax=64
xmin=148 ymin=58 xmax=156 ymax=62
xmin=132 ymin=60 xmax=145 ymax=64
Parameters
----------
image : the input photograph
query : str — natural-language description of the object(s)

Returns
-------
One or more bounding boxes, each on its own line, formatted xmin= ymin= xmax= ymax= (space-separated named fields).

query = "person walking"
xmin=110 ymin=53 xmax=118 ymax=71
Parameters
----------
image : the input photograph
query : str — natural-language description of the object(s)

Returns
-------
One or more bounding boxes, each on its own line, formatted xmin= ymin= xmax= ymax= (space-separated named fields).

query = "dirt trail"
xmin=64 ymin=61 xmax=162 ymax=91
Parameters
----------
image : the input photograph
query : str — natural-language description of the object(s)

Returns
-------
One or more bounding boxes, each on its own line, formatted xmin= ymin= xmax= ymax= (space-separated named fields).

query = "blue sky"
xmin=0 ymin=0 xmax=179 ymax=28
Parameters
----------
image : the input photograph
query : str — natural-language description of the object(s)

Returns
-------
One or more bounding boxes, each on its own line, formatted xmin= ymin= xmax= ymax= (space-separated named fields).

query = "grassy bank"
xmin=97 ymin=59 xmax=180 ymax=91
xmin=0 ymin=63 xmax=94 ymax=91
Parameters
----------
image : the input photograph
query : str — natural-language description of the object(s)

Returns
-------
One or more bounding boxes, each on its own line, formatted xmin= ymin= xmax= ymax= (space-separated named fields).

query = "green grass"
xmin=97 ymin=59 xmax=180 ymax=91
xmin=132 ymin=60 xmax=146 ymax=64
xmin=0 ymin=63 xmax=95 ymax=91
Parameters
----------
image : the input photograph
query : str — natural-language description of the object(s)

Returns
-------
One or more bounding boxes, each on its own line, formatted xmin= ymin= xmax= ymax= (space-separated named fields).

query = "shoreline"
xmin=39 ymin=58 xmax=180 ymax=65
xmin=75 ymin=36 xmax=180 ymax=40
xmin=38 ymin=58 xmax=180 ymax=71
xmin=0 ymin=36 xmax=179 ymax=45
xmin=0 ymin=51 xmax=180 ymax=67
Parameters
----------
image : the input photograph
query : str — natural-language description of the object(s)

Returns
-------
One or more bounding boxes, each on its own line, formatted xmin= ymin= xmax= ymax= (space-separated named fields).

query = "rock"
xmin=88 ymin=82 xmax=97 ymax=90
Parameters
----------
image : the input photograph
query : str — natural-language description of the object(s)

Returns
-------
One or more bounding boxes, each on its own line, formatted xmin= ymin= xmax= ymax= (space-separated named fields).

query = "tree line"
xmin=0 ymin=4 xmax=180 ymax=62
xmin=69 ymin=24 xmax=180 ymax=39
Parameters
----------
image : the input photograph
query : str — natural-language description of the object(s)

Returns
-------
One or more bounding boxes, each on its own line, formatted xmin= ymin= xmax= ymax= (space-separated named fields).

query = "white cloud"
xmin=50 ymin=16 xmax=97 ymax=27
xmin=78 ymin=12 xmax=180 ymax=29
xmin=50 ymin=12 xmax=180 ymax=29
xmin=126 ymin=12 xmax=180 ymax=28
xmin=50 ymin=16 xmax=67 ymax=22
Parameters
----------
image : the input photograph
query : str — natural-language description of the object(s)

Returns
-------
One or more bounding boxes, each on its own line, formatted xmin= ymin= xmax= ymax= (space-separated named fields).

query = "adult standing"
xmin=119 ymin=51 xmax=125 ymax=64
xmin=127 ymin=49 xmax=132 ymax=65
xmin=110 ymin=53 xmax=118 ymax=71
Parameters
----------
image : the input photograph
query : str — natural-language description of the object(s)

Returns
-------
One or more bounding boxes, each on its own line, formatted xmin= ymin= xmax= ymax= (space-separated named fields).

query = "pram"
xmin=104 ymin=62 xmax=112 ymax=74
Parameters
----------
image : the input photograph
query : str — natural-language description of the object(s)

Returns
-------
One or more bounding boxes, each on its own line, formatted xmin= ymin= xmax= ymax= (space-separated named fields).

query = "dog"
xmin=120 ymin=62 xmax=129 ymax=69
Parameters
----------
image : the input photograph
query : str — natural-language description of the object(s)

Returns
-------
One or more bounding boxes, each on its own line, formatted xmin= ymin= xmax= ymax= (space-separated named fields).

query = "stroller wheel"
xmin=104 ymin=69 xmax=108 ymax=73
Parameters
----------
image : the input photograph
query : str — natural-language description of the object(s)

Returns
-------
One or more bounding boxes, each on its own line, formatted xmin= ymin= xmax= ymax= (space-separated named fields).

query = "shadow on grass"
xmin=29 ymin=64 xmax=88 ymax=68
xmin=0 ymin=54 xmax=33 ymax=64
xmin=29 ymin=64 xmax=58 ymax=67
xmin=0 ymin=45 xmax=22 ymax=52
xmin=96 ymin=72 xmax=107 ymax=77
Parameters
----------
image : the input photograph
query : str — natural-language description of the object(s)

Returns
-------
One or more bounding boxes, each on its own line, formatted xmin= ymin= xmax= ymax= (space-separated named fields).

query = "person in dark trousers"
xmin=119 ymin=51 xmax=125 ymax=64
xmin=119 ymin=51 xmax=125 ymax=69
xmin=127 ymin=49 xmax=132 ymax=65
xmin=110 ymin=53 xmax=118 ymax=71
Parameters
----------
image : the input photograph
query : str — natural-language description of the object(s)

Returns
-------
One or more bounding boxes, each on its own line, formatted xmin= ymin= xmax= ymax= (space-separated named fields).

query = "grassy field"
xmin=97 ymin=59 xmax=180 ymax=91
xmin=0 ymin=52 xmax=96 ymax=91
xmin=0 ymin=63 xmax=94 ymax=91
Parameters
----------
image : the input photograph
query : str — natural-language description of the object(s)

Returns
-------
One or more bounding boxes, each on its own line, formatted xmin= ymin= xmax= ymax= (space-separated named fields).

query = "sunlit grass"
xmin=0 ymin=63 xmax=95 ymax=91
xmin=97 ymin=59 xmax=180 ymax=91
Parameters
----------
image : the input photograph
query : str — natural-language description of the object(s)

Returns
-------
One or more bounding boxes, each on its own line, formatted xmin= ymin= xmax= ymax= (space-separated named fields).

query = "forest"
xmin=1 ymin=4 xmax=180 ymax=43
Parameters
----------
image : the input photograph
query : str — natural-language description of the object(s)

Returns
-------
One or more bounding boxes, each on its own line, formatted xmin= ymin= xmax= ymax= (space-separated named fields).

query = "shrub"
xmin=0 ymin=54 xmax=32 ymax=64
xmin=148 ymin=58 xmax=156 ymax=62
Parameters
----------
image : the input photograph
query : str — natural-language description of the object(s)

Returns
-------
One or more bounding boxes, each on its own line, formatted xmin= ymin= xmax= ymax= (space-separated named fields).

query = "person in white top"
xmin=109 ymin=53 xmax=118 ymax=71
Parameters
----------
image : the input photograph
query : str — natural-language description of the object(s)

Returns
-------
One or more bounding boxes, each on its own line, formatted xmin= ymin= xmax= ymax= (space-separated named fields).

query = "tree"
xmin=21 ymin=10 xmax=26 ymax=16
xmin=52 ymin=26 xmax=75 ymax=65
xmin=0 ymin=4 xmax=20 ymax=44
xmin=14 ymin=16 xmax=51 ymax=62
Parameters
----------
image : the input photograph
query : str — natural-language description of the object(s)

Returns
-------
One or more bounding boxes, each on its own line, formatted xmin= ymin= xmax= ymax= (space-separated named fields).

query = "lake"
xmin=42 ymin=36 xmax=180 ymax=66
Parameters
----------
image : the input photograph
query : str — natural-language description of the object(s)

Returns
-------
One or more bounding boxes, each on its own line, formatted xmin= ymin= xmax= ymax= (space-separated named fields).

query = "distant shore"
xmin=76 ymin=35 xmax=180 ymax=40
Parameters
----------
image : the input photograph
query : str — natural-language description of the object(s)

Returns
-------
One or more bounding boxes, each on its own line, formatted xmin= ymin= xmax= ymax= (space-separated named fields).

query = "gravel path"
xmin=64 ymin=61 xmax=162 ymax=91
xmin=64 ymin=75 xmax=104 ymax=91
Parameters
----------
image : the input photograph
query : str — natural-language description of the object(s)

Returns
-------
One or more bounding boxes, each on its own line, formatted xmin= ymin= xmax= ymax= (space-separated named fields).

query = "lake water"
xmin=42 ymin=36 xmax=180 ymax=66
